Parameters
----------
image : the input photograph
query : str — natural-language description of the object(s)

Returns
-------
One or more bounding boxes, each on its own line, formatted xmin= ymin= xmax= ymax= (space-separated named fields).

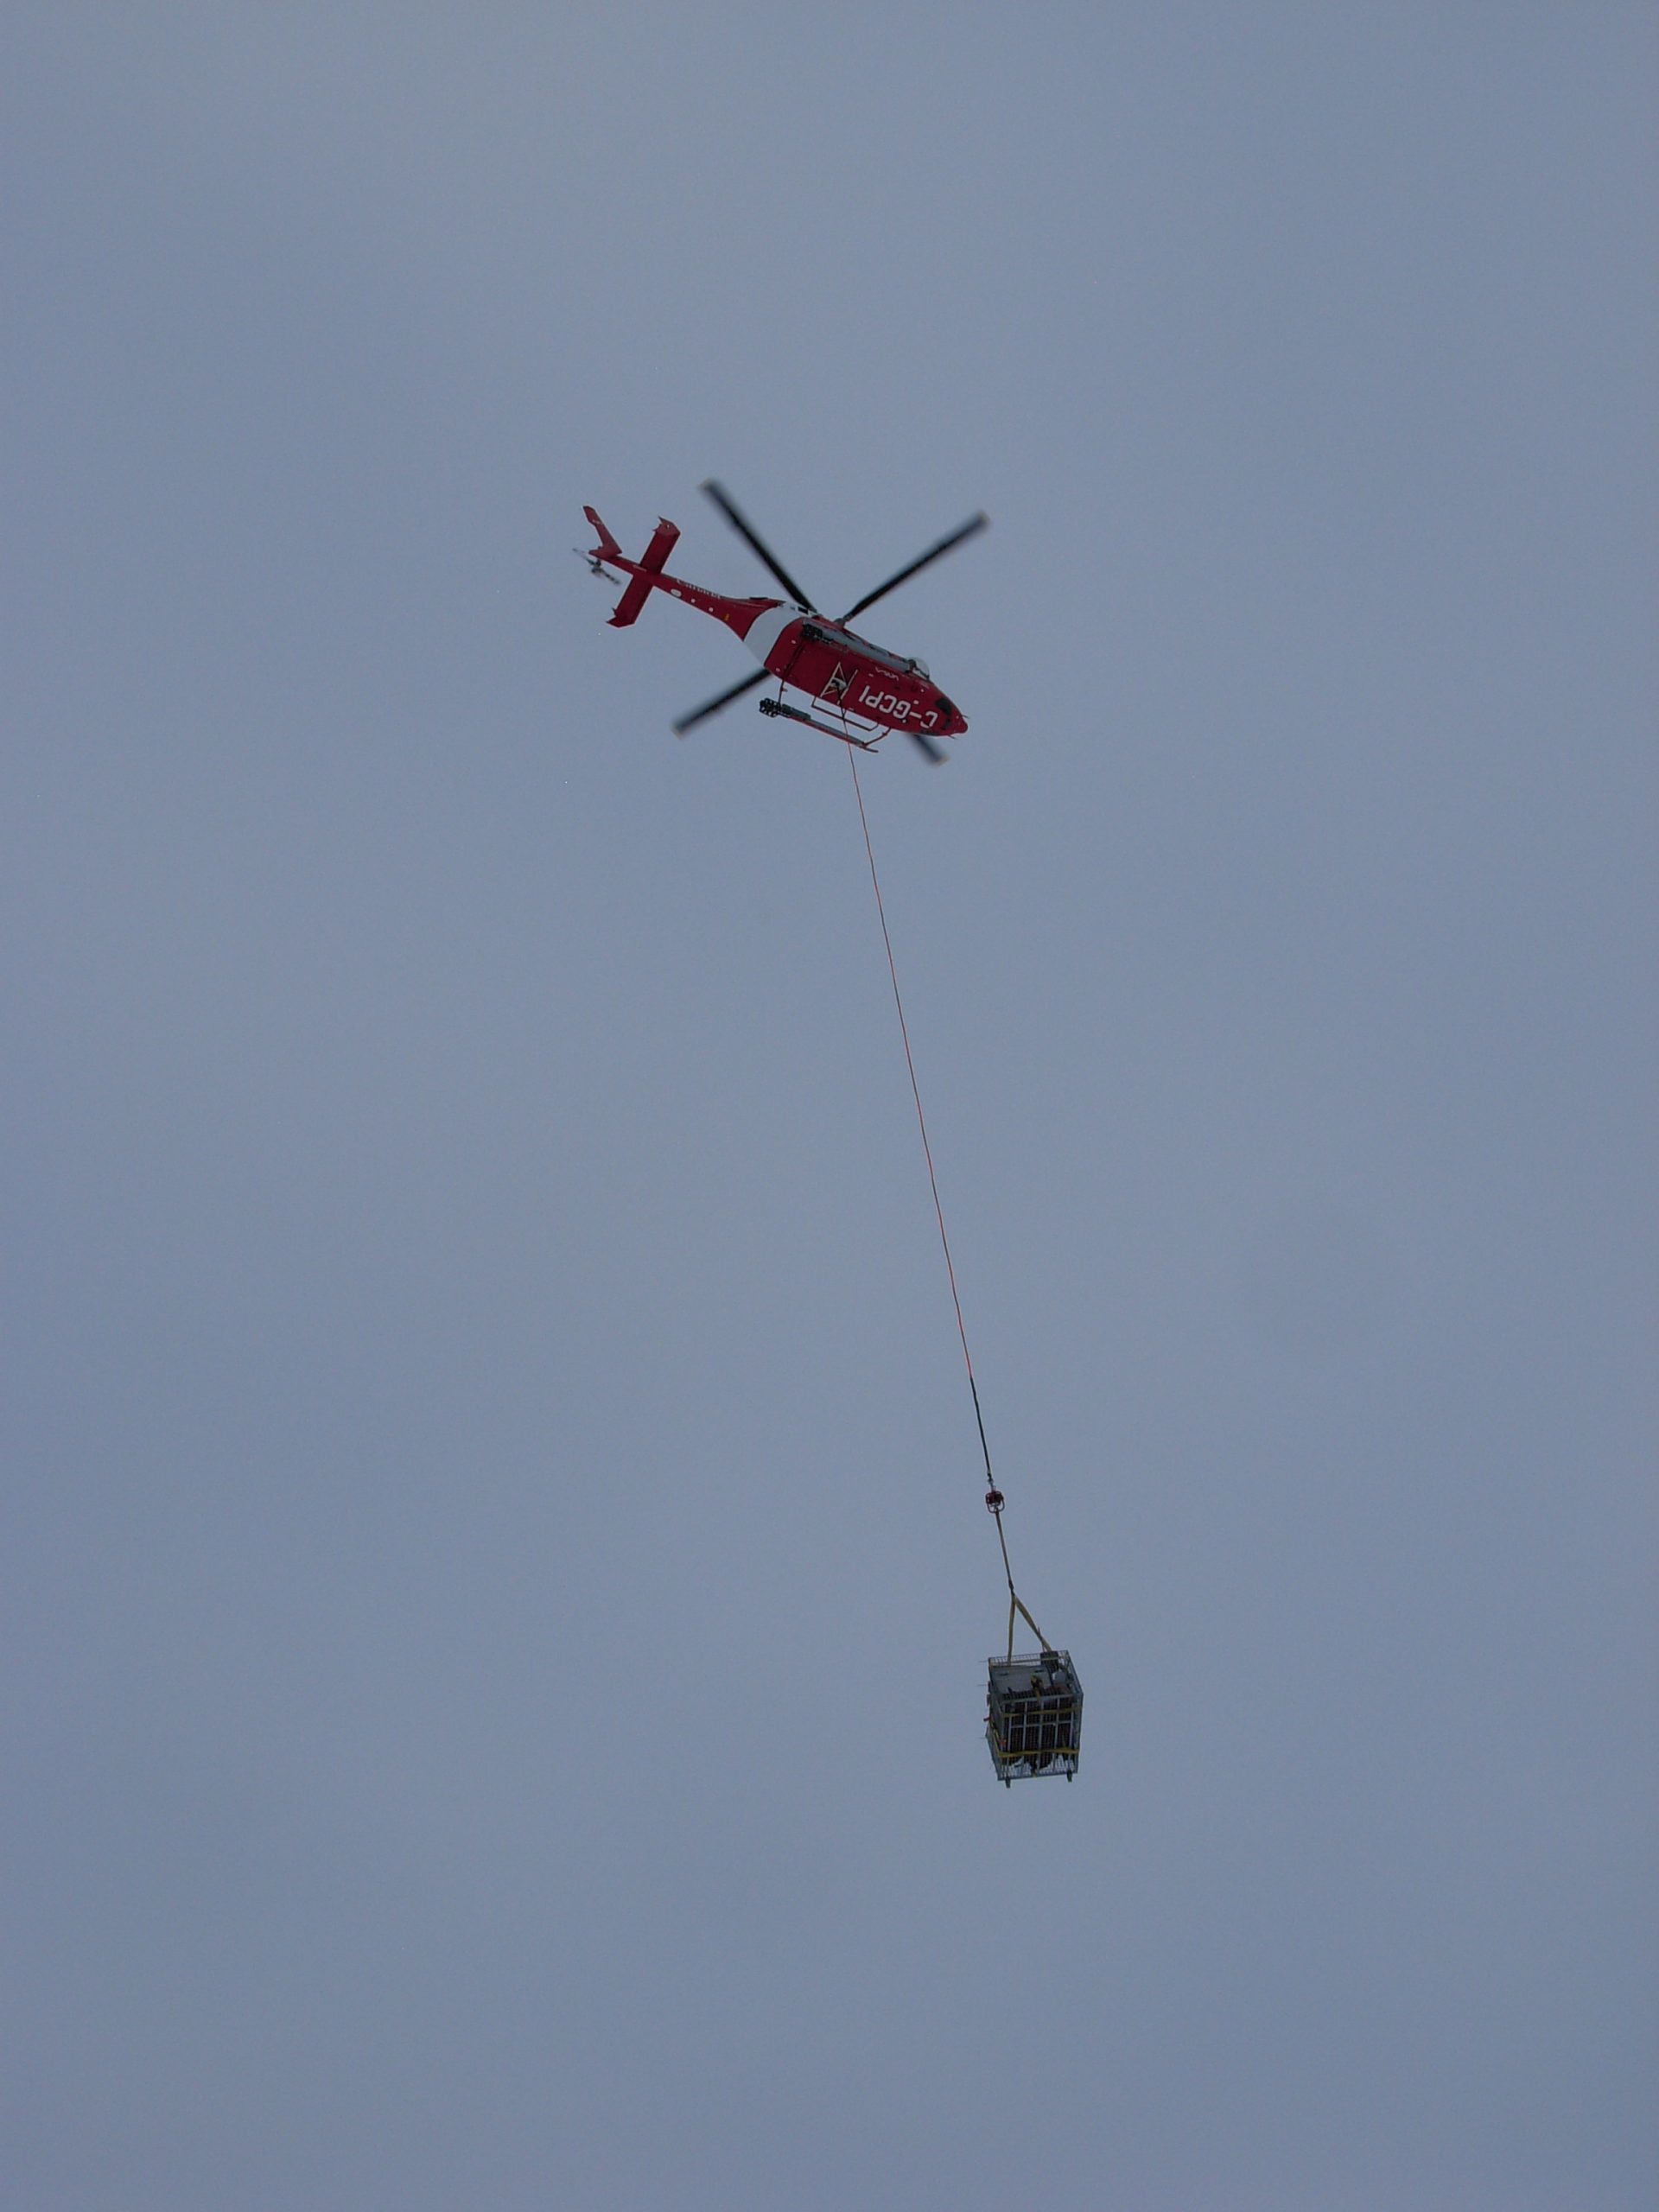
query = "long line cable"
xmin=846 ymin=747 xmax=1048 ymax=1649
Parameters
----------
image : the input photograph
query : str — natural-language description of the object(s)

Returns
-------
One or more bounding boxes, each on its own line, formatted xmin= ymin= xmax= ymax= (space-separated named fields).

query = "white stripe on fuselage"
xmin=741 ymin=603 xmax=797 ymax=669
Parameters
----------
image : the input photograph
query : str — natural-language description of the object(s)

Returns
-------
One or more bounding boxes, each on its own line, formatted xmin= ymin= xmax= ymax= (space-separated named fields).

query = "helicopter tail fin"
xmin=582 ymin=505 xmax=625 ymax=568
xmin=583 ymin=508 xmax=682 ymax=628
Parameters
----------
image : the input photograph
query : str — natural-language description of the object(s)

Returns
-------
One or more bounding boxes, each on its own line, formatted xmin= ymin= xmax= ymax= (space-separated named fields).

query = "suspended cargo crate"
xmin=986 ymin=1648 xmax=1083 ymax=1784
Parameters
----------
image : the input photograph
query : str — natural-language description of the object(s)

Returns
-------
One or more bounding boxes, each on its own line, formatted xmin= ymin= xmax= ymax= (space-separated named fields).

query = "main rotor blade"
xmin=672 ymin=665 xmax=769 ymax=736
xmin=905 ymin=726 xmax=946 ymax=766
xmin=700 ymin=480 xmax=816 ymax=610
xmin=838 ymin=512 xmax=988 ymax=625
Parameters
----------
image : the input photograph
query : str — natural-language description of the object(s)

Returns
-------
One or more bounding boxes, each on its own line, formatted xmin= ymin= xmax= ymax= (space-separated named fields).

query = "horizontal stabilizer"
xmin=607 ymin=516 xmax=680 ymax=628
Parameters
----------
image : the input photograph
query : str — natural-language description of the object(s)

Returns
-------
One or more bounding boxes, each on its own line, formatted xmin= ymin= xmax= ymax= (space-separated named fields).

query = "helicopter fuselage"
xmin=605 ymin=557 xmax=968 ymax=741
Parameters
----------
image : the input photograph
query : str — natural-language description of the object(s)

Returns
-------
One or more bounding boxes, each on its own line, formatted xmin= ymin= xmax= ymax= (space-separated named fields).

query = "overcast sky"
xmin=5 ymin=8 xmax=1655 ymax=2209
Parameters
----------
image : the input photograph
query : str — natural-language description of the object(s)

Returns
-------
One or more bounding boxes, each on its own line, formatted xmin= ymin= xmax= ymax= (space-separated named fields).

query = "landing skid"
xmin=759 ymin=697 xmax=878 ymax=751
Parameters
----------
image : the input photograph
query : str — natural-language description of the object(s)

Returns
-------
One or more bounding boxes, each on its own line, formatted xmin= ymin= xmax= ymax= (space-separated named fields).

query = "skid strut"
xmin=759 ymin=697 xmax=877 ymax=749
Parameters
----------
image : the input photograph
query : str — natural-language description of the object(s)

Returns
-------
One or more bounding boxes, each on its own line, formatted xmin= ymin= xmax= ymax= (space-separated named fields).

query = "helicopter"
xmin=582 ymin=482 xmax=987 ymax=763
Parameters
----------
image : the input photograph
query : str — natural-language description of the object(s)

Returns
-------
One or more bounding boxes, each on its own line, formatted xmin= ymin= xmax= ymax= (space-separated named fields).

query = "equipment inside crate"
xmin=986 ymin=1646 xmax=1084 ymax=1785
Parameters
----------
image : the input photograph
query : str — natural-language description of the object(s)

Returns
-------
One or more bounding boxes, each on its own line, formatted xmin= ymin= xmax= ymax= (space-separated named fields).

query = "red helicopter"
xmin=582 ymin=482 xmax=987 ymax=763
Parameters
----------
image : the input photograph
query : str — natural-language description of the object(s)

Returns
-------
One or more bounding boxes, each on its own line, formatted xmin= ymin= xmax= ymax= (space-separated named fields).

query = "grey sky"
xmin=5 ymin=7 xmax=1655 ymax=2208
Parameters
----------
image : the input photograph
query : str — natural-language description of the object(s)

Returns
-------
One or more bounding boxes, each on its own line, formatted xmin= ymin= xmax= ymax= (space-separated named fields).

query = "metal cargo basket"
xmin=986 ymin=1648 xmax=1083 ymax=1785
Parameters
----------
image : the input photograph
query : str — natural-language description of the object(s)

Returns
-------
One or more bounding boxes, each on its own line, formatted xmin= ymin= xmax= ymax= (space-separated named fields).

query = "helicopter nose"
xmin=933 ymin=694 xmax=966 ymax=734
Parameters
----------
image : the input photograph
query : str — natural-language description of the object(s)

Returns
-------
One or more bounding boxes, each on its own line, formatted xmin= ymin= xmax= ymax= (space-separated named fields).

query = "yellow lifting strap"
xmin=1006 ymin=1590 xmax=1053 ymax=1664
xmin=992 ymin=1486 xmax=1052 ymax=1660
